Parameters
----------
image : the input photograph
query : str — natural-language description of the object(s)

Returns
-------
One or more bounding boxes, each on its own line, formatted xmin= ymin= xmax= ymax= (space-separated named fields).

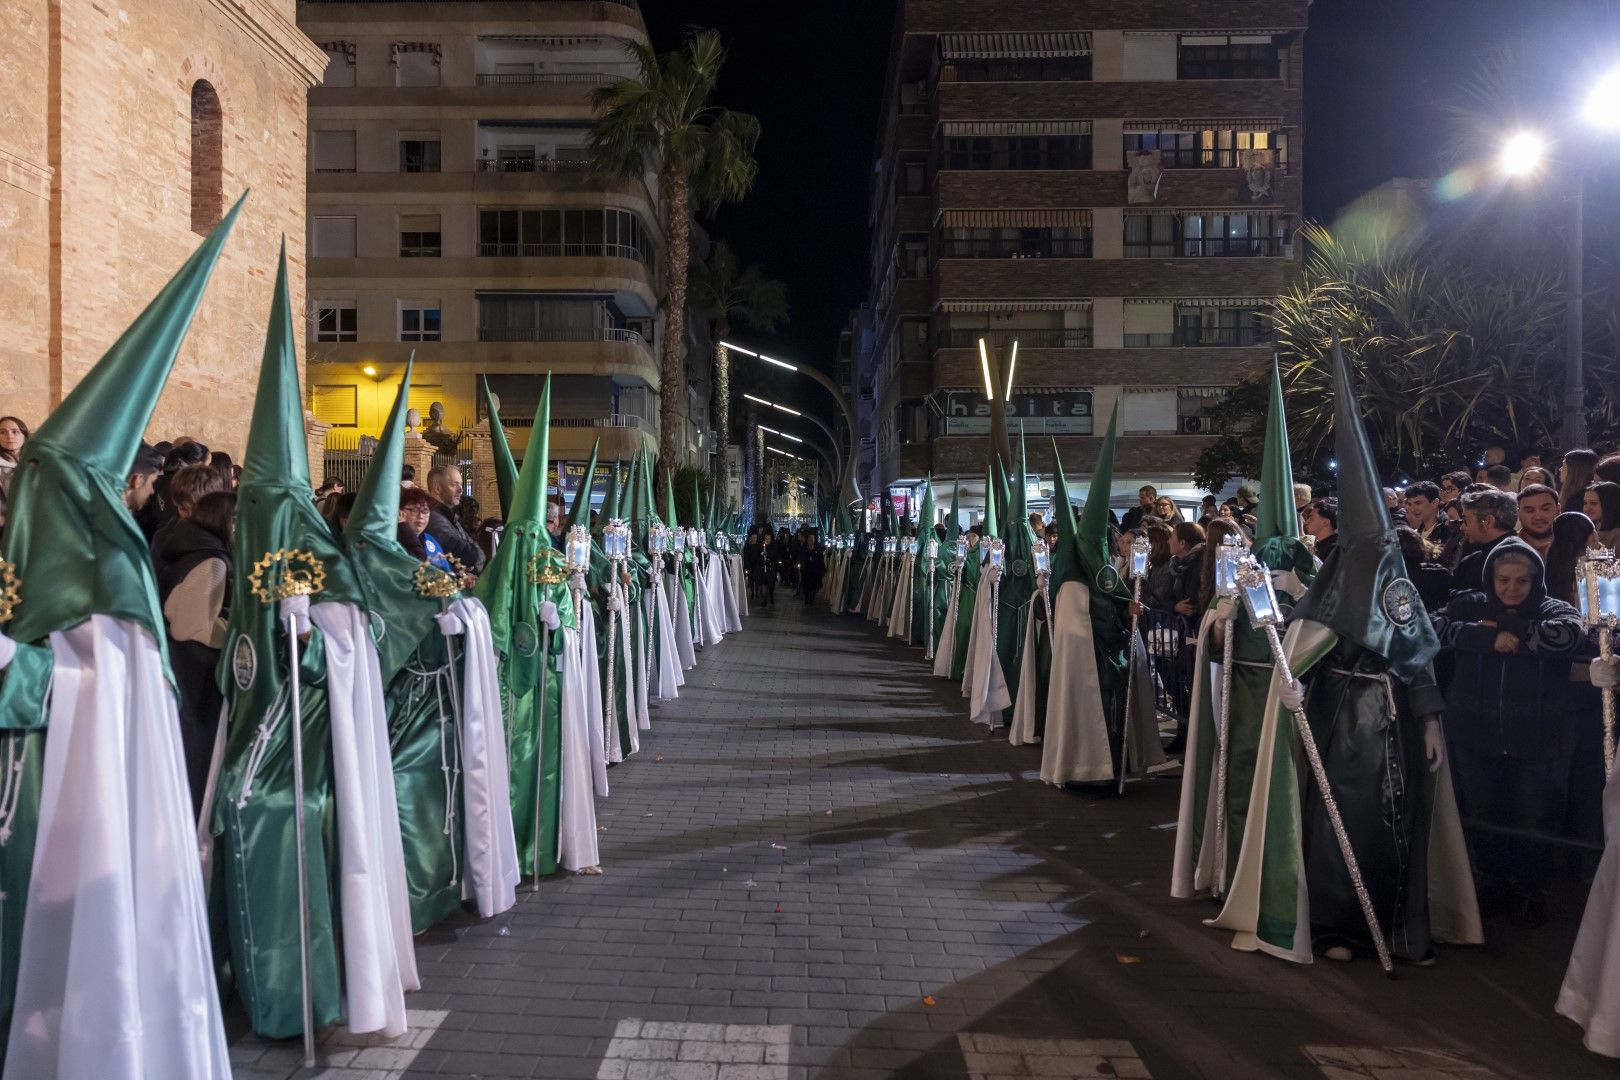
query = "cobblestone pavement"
xmin=230 ymin=600 xmax=1614 ymax=1080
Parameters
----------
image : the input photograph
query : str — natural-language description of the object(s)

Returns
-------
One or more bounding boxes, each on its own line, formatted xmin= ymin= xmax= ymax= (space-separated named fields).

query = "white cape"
xmin=827 ymin=553 xmax=846 ymax=614
xmin=310 ymin=601 xmax=419 ymax=1036
xmin=933 ymin=568 xmax=963 ymax=679
xmin=962 ymin=572 xmax=1011 ymax=729
xmin=699 ymin=557 xmax=726 ymax=646
xmin=557 ymin=624 xmax=601 ymax=872
xmin=650 ymin=580 xmax=683 ymax=699
xmin=1559 ymin=750 xmax=1620 ymax=1056
xmin=887 ymin=555 xmax=915 ymax=640
xmin=1008 ymin=592 xmax=1048 ymax=746
xmin=723 ymin=554 xmax=746 ymax=631
xmin=667 ymin=573 xmax=697 ymax=670
xmin=6 ymin=615 xmax=231 ymax=1078
xmin=1171 ymin=609 xmax=1224 ymax=899
xmin=449 ymin=597 xmax=520 ymax=919
xmin=573 ymin=596 xmax=615 ymax=784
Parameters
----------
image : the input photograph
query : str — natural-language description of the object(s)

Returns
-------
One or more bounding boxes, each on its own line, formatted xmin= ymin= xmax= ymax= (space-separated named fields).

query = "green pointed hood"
xmin=1075 ymin=404 xmax=1127 ymax=598
xmin=508 ymin=374 xmax=552 ymax=531
xmin=915 ymin=477 xmax=935 ymax=555
xmin=480 ymin=375 xmax=519 ymax=520
xmin=622 ymin=452 xmax=641 ymax=528
xmin=568 ymin=438 xmax=600 ymax=532
xmin=1049 ymin=441 xmax=1082 ymax=590
xmin=665 ymin=468 xmax=679 ymax=532
xmin=346 ymin=355 xmax=415 ymax=547
xmin=4 ymin=196 xmax=245 ymax=645
xmin=1292 ymin=335 xmax=1438 ymax=680
xmin=836 ymin=489 xmax=854 ymax=534
xmin=1252 ymin=355 xmax=1318 ymax=583
xmin=599 ymin=462 xmax=622 ymax=532
xmin=1012 ymin=424 xmax=1030 ymax=527
xmin=982 ymin=462 xmax=999 ymax=538
xmin=342 ymin=355 xmax=439 ymax=677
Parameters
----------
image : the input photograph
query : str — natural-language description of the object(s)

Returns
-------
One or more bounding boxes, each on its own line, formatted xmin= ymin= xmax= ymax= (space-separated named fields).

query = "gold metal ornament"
xmin=414 ymin=554 xmax=469 ymax=598
xmin=250 ymin=549 xmax=328 ymax=605
xmin=0 ymin=559 xmax=20 ymax=623
xmin=527 ymin=547 xmax=569 ymax=586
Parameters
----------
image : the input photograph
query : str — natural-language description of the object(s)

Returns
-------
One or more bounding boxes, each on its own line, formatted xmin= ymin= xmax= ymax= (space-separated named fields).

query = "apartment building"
xmin=859 ymin=0 xmax=1308 ymax=508
xmin=298 ymin=0 xmax=704 ymax=483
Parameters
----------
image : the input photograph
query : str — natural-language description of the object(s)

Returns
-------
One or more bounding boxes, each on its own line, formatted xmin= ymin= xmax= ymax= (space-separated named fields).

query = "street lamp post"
xmin=722 ymin=342 xmax=862 ymax=504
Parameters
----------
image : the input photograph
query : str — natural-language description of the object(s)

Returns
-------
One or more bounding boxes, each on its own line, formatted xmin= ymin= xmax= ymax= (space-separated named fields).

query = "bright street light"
xmin=758 ymin=424 xmax=803 ymax=444
xmin=717 ymin=341 xmax=757 ymax=357
xmin=743 ymin=392 xmax=801 ymax=417
xmin=1498 ymin=130 xmax=1548 ymax=177
xmin=1583 ymin=68 xmax=1620 ymax=130
xmin=977 ymin=338 xmax=995 ymax=400
xmin=1003 ymin=339 xmax=1018 ymax=403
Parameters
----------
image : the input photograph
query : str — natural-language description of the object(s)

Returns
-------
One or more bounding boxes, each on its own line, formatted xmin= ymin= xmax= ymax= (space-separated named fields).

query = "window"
xmin=1123 ymin=128 xmax=1288 ymax=169
xmin=311 ymin=384 xmax=358 ymax=426
xmin=942 ymin=133 xmax=1091 ymax=170
xmin=399 ymin=134 xmax=441 ymax=173
xmin=900 ymin=237 xmax=928 ymax=278
xmin=189 ymin=80 xmax=223 ymax=235
xmin=399 ymin=213 xmax=441 ymax=258
xmin=318 ymin=42 xmax=355 ymax=87
xmin=312 ymin=215 xmax=357 ymax=258
xmin=1177 ymin=387 xmax=1232 ymax=434
xmin=476 ymin=208 xmax=648 ymax=262
xmin=944 ymin=57 xmax=1092 ymax=82
xmin=899 ymin=400 xmax=928 ymax=444
xmin=399 ymin=302 xmax=441 ymax=342
xmin=1123 ymin=215 xmax=1177 ymax=258
xmin=900 ymin=158 xmax=927 ymax=195
xmin=1120 ymin=390 xmax=1178 ymax=436
xmin=477 ymin=294 xmax=632 ymax=343
xmin=939 ymin=226 xmax=1091 ymax=259
xmin=1175 ymin=305 xmax=1271 ymax=347
xmin=313 ymin=301 xmax=357 ymax=342
xmin=312 ymin=129 xmax=356 ymax=173
xmin=942 ymin=310 xmax=1092 ymax=349
xmin=393 ymin=42 xmax=441 ymax=87
xmin=1177 ymin=35 xmax=1280 ymax=79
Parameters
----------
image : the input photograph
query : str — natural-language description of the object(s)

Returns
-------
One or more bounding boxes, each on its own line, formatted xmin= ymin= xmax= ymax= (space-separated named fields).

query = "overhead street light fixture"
xmin=978 ymin=338 xmax=995 ymax=400
xmin=718 ymin=341 xmax=758 ymax=357
xmin=720 ymin=340 xmax=862 ymax=503
xmin=758 ymin=424 xmax=804 ymax=444
xmin=1004 ymin=339 xmax=1019 ymax=403
xmin=743 ymin=392 xmax=801 ymax=417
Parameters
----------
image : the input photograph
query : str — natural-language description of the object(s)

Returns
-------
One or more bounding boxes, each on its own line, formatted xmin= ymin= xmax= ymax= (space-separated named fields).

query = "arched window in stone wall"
xmin=190 ymin=80 xmax=223 ymax=235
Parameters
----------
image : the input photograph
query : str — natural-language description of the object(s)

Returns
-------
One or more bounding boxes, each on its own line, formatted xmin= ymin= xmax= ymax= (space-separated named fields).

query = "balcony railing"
xmin=476 ymin=325 xmax=648 ymax=347
xmin=399 ymin=244 xmax=441 ymax=258
xmin=937 ymin=239 xmax=1092 ymax=259
xmin=942 ymin=328 xmax=1092 ymax=349
xmin=475 ymin=72 xmax=622 ymax=86
xmin=475 ymin=157 xmax=594 ymax=173
xmin=477 ymin=241 xmax=645 ymax=261
xmin=501 ymin=413 xmax=650 ymax=432
xmin=1124 ymin=327 xmax=1272 ymax=348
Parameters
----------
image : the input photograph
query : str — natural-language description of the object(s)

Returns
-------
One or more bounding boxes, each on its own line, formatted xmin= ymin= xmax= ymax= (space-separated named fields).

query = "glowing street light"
xmin=1003 ymin=339 xmax=1018 ymax=403
xmin=1498 ymin=130 xmax=1547 ymax=177
xmin=721 ymin=341 xmax=861 ymax=500
xmin=743 ymin=392 xmax=801 ymax=417
xmin=978 ymin=338 xmax=995 ymax=400
xmin=758 ymin=424 xmax=803 ymax=443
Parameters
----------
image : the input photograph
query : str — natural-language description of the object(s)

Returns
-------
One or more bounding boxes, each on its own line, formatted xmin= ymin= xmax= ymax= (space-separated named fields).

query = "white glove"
xmin=539 ymin=600 xmax=560 ymax=631
xmin=279 ymin=593 xmax=311 ymax=636
xmin=0 ymin=631 xmax=17 ymax=672
xmin=435 ymin=610 xmax=466 ymax=637
xmin=1214 ymin=596 xmax=1237 ymax=623
xmin=1592 ymin=656 xmax=1620 ymax=690
xmin=607 ymin=592 xmax=624 ymax=613
xmin=1277 ymin=678 xmax=1306 ymax=713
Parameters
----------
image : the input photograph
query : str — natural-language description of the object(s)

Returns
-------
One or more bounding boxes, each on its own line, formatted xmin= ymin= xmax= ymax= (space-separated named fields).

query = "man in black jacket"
xmin=1450 ymin=487 xmax=1516 ymax=596
xmin=426 ymin=465 xmax=486 ymax=574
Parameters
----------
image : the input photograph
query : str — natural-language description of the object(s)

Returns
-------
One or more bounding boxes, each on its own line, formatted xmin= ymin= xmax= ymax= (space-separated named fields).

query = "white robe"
xmin=933 ymin=566 xmax=964 ymax=679
xmin=887 ymin=555 xmax=915 ymax=640
xmin=699 ymin=557 xmax=726 ymax=646
xmin=1559 ymin=749 xmax=1620 ymax=1057
xmin=723 ymin=554 xmax=745 ymax=631
xmin=1008 ymin=589 xmax=1050 ymax=746
xmin=556 ymin=624 xmax=601 ymax=872
xmin=827 ymin=552 xmax=845 ymax=613
xmin=5 ymin=615 xmax=231 ymax=1078
xmin=1038 ymin=582 xmax=1154 ymax=785
xmin=309 ymin=601 xmax=420 ymax=1036
xmin=449 ymin=597 xmax=521 ymax=919
xmin=667 ymin=573 xmax=697 ymax=670
xmin=962 ymin=569 xmax=1011 ymax=729
xmin=651 ymin=580 xmax=683 ymax=699
xmin=1171 ymin=609 xmax=1225 ymax=899
xmin=573 ymin=595 xmax=617 ymax=781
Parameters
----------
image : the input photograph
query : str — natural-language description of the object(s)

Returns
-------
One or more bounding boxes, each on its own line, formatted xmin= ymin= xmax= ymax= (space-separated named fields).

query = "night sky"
xmin=640 ymin=0 xmax=1607 ymax=402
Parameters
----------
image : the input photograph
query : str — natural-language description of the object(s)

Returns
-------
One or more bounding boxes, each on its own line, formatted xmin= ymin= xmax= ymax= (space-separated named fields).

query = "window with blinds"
xmin=312 ymin=216 xmax=356 ymax=258
xmin=399 ymin=213 xmax=441 ymax=258
xmin=312 ymin=130 xmax=356 ymax=173
xmin=311 ymin=384 xmax=358 ymax=426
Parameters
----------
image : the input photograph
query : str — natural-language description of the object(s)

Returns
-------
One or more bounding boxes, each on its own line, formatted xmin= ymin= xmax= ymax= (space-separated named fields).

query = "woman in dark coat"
xmin=799 ymin=535 xmax=826 ymax=607
xmin=1434 ymin=537 xmax=1586 ymax=925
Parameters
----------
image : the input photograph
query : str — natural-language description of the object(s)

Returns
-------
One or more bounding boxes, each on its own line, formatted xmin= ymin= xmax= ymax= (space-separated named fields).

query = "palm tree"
xmin=690 ymin=240 xmax=787 ymax=499
xmin=590 ymin=30 xmax=761 ymax=487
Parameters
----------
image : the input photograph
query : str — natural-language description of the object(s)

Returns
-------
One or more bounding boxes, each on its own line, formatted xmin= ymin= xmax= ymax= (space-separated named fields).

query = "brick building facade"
xmin=857 ymin=0 xmax=1309 ymax=512
xmin=0 ymin=0 xmax=326 ymax=453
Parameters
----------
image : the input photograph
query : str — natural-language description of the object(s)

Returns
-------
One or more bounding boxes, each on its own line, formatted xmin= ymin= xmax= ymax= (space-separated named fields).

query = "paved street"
xmin=232 ymin=601 xmax=1614 ymax=1080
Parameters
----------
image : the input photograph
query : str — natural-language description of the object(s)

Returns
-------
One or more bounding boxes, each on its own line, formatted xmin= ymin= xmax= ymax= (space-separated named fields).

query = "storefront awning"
xmin=938 ymin=208 xmax=1092 ymax=228
xmin=1123 ymin=118 xmax=1285 ymax=132
xmin=939 ymin=32 xmax=1092 ymax=60
xmin=941 ymin=119 xmax=1091 ymax=138
xmin=938 ymin=298 xmax=1093 ymax=313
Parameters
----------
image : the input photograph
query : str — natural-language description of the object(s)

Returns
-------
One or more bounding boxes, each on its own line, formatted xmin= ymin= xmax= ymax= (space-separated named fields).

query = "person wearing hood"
xmin=157 ymin=488 xmax=236 ymax=816
xmin=1434 ymin=537 xmax=1584 ymax=926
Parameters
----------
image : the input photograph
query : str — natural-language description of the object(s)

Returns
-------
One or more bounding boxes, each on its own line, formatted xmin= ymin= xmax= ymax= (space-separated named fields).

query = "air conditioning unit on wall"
xmin=1181 ymin=416 xmax=1205 ymax=434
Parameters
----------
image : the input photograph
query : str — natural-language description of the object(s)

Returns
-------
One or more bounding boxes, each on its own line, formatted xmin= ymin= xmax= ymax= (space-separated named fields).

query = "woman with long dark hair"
xmin=0 ymin=415 xmax=29 ymax=504
xmin=1561 ymin=449 xmax=1600 ymax=514
xmin=1582 ymin=481 xmax=1620 ymax=550
xmin=1545 ymin=511 xmax=1598 ymax=608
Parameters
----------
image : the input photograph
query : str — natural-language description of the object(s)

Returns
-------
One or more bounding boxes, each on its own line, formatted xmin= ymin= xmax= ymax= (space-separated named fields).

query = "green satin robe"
xmin=949 ymin=550 xmax=983 ymax=682
xmin=505 ymin=576 xmax=573 ymax=879
xmin=0 ymin=643 xmax=54 ymax=1054
xmin=386 ymin=628 xmax=463 ymax=932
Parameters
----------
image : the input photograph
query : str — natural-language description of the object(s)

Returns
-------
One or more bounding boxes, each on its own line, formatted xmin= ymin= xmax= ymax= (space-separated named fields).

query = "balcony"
xmin=478 ymin=242 xmax=645 ymax=261
xmin=476 ymin=157 xmax=595 ymax=174
xmin=476 ymin=72 xmax=621 ymax=86
xmin=942 ymin=328 xmax=1091 ymax=349
xmin=1124 ymin=237 xmax=1284 ymax=259
xmin=938 ymin=238 xmax=1091 ymax=260
xmin=478 ymin=325 xmax=647 ymax=346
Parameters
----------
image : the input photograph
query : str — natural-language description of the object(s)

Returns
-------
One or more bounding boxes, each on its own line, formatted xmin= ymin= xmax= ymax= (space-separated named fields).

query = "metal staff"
xmin=1234 ymin=555 xmax=1395 ymax=977
xmin=1577 ymin=548 xmax=1620 ymax=776
xmin=925 ymin=538 xmax=940 ymax=660
xmin=1120 ymin=534 xmax=1150 ymax=796
xmin=252 ymin=548 xmax=327 ymax=1068
xmin=1213 ymin=532 xmax=1244 ymax=898
xmin=986 ymin=538 xmax=1005 ymax=676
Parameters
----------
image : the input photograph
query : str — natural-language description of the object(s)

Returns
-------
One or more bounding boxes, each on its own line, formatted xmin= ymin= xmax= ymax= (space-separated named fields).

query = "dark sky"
xmin=641 ymin=0 xmax=1607 ymax=401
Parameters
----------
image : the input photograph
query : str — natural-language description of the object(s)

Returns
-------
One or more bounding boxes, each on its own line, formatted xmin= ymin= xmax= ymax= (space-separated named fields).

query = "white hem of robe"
xmin=933 ymin=571 xmax=963 ymax=678
xmin=1039 ymin=582 xmax=1114 ymax=785
xmin=307 ymin=602 xmax=418 ymax=1036
xmin=1008 ymin=597 xmax=1044 ymax=746
xmin=6 ymin=615 xmax=231 ymax=1078
xmin=1171 ymin=609 xmax=1224 ymax=899
xmin=557 ymin=625 xmax=601 ymax=872
xmin=574 ymin=597 xmax=615 ymax=784
xmin=651 ymin=584 xmax=683 ymax=698
xmin=449 ymin=597 xmax=520 ymax=919
xmin=1560 ymin=749 xmax=1620 ymax=1057
xmin=667 ymin=574 xmax=697 ymax=670
xmin=963 ymin=576 xmax=1010 ymax=728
